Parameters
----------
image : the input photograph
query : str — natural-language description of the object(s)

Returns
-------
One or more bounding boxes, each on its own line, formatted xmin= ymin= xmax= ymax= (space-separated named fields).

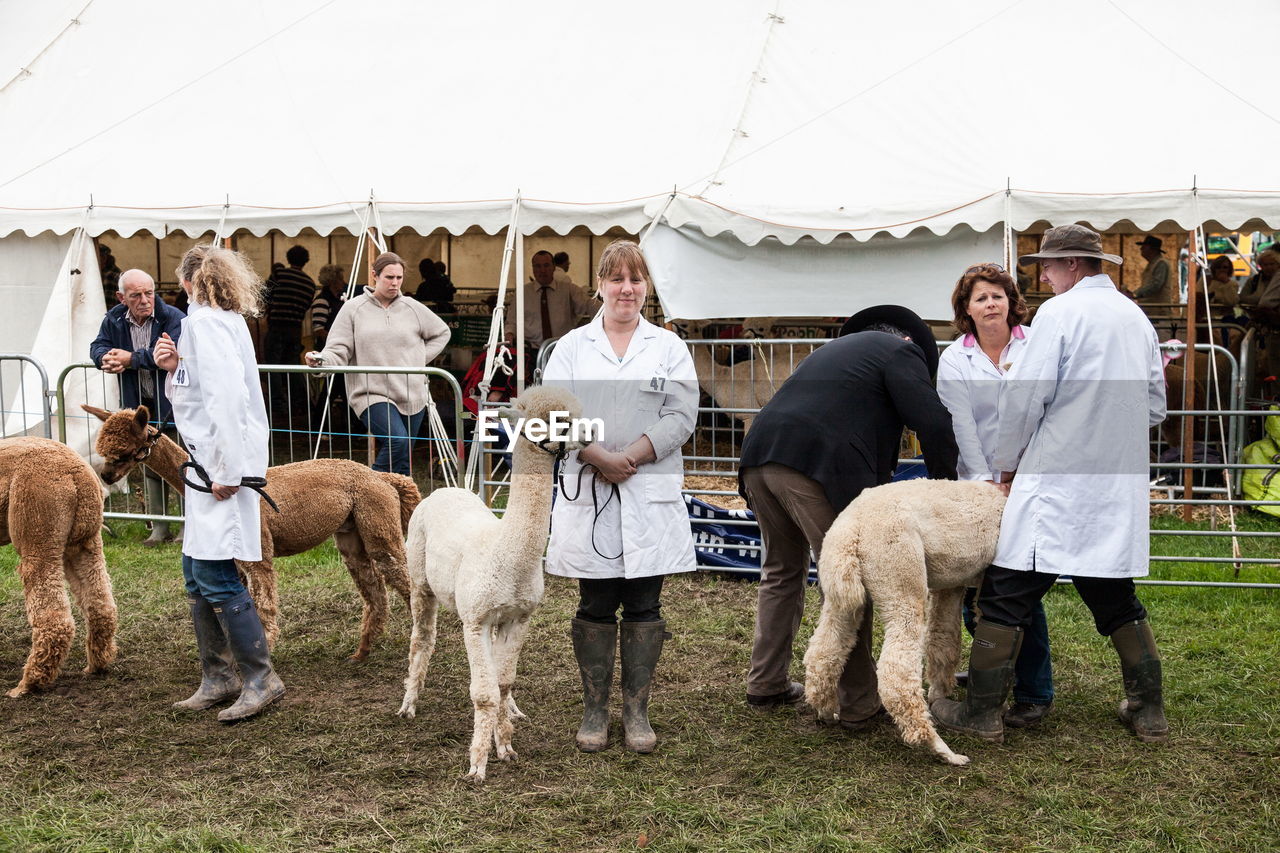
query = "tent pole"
xmin=512 ymin=195 xmax=526 ymax=393
xmin=1181 ymin=229 xmax=1199 ymax=522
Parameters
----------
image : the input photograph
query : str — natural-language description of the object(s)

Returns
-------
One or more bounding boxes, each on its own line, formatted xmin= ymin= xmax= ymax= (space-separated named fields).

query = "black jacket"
xmin=738 ymin=331 xmax=958 ymax=513
xmin=89 ymin=300 xmax=185 ymax=421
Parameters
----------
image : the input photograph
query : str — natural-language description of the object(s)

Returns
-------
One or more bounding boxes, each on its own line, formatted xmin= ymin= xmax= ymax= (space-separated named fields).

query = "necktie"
xmin=540 ymin=286 xmax=552 ymax=342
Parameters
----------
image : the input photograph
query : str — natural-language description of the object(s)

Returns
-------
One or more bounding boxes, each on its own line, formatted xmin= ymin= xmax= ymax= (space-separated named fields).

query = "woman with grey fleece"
xmin=306 ymin=251 xmax=451 ymax=475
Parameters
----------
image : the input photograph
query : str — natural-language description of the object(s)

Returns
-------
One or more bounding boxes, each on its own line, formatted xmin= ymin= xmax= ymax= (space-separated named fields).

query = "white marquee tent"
xmin=2 ymin=0 xmax=1279 ymax=396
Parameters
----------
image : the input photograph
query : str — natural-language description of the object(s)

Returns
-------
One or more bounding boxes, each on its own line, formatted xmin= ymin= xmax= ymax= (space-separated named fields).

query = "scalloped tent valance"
xmin=1 ymin=0 xmax=1277 ymax=243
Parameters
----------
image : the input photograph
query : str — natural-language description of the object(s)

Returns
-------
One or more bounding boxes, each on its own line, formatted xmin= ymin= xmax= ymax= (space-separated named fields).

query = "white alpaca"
xmin=397 ymin=386 xmax=588 ymax=782
xmin=803 ymin=479 xmax=1006 ymax=766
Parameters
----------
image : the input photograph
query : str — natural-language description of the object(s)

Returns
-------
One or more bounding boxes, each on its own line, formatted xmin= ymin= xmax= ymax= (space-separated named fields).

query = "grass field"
xmin=1 ymin=519 xmax=1277 ymax=852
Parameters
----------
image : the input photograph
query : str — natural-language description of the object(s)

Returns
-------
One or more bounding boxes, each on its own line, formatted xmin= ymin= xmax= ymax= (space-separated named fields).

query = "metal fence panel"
xmin=0 ymin=353 xmax=52 ymax=439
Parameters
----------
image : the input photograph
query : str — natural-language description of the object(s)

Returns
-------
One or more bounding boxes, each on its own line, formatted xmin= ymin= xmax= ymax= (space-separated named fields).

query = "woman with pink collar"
xmin=936 ymin=262 xmax=1054 ymax=729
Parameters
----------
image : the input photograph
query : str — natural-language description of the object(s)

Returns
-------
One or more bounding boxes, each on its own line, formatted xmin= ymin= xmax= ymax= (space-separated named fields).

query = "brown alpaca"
xmin=0 ymin=436 xmax=118 ymax=696
xmin=86 ymin=406 xmax=420 ymax=659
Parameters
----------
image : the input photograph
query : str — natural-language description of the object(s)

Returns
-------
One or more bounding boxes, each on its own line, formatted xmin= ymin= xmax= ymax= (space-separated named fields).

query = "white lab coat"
xmin=167 ymin=302 xmax=270 ymax=562
xmin=936 ymin=325 xmax=1031 ymax=481
xmin=992 ymin=275 xmax=1166 ymax=578
xmin=543 ymin=316 xmax=698 ymax=579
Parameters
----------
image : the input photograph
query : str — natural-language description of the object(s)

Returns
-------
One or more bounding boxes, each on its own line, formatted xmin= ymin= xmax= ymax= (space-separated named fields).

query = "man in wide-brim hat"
xmin=736 ymin=304 xmax=958 ymax=727
xmin=1133 ymin=233 xmax=1173 ymax=306
xmin=932 ymin=223 xmax=1172 ymax=746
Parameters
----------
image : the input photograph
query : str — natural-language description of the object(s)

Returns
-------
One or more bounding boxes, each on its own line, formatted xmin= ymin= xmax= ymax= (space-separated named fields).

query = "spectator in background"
xmin=1241 ymin=249 xmax=1280 ymax=389
xmin=1202 ymin=256 xmax=1243 ymax=342
xmin=305 ymin=252 xmax=451 ymax=475
xmin=1133 ymin=235 xmax=1173 ymax=305
xmin=508 ymin=250 xmax=595 ymax=374
xmin=1239 ymin=248 xmax=1279 ymax=309
xmin=90 ymin=268 xmax=186 ymax=546
xmin=309 ymin=265 xmax=349 ymax=436
xmin=98 ymin=244 xmax=122 ymax=305
xmin=414 ymin=257 xmax=456 ymax=313
xmin=553 ymin=251 xmax=574 ymax=286
xmin=310 ymin=264 xmax=346 ymax=349
xmin=263 ymin=245 xmax=315 ymax=412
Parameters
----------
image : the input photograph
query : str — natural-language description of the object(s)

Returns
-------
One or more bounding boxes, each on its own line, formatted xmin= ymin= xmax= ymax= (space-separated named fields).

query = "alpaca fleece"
xmin=397 ymin=385 xmax=586 ymax=782
xmin=804 ymin=478 xmax=1006 ymax=766
xmin=0 ymin=437 xmax=117 ymax=696
xmin=89 ymin=406 xmax=419 ymax=659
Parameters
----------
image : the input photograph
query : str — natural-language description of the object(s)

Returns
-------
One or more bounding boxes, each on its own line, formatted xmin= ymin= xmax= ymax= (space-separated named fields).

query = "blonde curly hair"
xmin=177 ymin=245 xmax=263 ymax=316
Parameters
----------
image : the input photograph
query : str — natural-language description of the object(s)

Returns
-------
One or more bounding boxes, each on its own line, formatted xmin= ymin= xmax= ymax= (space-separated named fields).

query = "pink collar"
xmin=963 ymin=325 xmax=1024 ymax=348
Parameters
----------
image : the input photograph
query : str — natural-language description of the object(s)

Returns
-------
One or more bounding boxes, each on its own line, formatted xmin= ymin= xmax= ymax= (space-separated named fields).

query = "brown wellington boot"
xmin=619 ymin=620 xmax=671 ymax=754
xmin=1110 ymin=620 xmax=1169 ymax=743
xmin=930 ymin=621 xmax=1023 ymax=743
xmin=571 ymin=618 xmax=616 ymax=752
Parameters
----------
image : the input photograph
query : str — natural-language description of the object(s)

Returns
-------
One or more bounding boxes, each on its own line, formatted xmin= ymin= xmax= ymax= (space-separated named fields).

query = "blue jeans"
xmin=358 ymin=402 xmax=425 ymax=476
xmin=182 ymin=555 xmax=246 ymax=604
xmin=963 ymin=588 xmax=1055 ymax=705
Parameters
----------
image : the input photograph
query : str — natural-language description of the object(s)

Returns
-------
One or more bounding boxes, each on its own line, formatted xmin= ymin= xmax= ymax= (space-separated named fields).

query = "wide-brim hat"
xmin=839 ymin=304 xmax=939 ymax=378
xmin=1136 ymin=235 xmax=1164 ymax=253
xmin=1018 ymin=223 xmax=1122 ymax=266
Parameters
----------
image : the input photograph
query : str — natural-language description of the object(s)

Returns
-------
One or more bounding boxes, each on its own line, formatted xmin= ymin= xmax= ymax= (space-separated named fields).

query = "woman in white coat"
xmin=153 ymin=245 xmax=283 ymax=723
xmin=543 ymin=240 xmax=698 ymax=754
xmin=936 ymin=262 xmax=1054 ymax=728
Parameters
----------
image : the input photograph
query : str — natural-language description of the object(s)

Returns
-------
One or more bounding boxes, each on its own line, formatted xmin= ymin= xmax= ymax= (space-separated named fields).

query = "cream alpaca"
xmin=804 ymin=478 xmax=1006 ymax=766
xmin=0 ymin=436 xmax=117 ymax=696
xmin=87 ymin=405 xmax=419 ymax=659
xmin=397 ymin=386 xmax=588 ymax=782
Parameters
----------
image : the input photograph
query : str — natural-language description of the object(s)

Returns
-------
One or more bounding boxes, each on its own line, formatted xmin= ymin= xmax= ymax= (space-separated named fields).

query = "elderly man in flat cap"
xmin=932 ymin=224 xmax=1170 ymax=746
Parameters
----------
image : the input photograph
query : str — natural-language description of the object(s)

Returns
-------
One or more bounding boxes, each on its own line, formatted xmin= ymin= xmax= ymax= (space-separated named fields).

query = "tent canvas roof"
xmin=2 ymin=0 xmax=1278 ymax=242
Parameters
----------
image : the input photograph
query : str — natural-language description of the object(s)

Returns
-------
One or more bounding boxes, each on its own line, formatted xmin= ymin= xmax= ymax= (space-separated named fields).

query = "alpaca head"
xmin=496 ymin=385 xmax=592 ymax=457
xmin=83 ymin=405 xmax=157 ymax=484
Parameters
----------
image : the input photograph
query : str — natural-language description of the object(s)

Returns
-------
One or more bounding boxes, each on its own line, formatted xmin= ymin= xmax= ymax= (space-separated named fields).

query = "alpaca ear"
xmin=133 ymin=406 xmax=151 ymax=431
xmin=494 ymin=405 xmax=521 ymax=422
xmin=81 ymin=404 xmax=111 ymax=422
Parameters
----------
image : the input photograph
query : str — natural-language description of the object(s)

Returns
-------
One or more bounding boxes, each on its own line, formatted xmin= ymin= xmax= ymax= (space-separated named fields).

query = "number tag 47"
xmin=649 ymin=376 xmax=666 ymax=393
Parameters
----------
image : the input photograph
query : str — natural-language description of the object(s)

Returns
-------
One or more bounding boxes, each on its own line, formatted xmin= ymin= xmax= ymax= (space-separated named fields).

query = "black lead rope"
xmin=180 ymin=459 xmax=281 ymax=513
xmin=557 ymin=461 xmax=623 ymax=561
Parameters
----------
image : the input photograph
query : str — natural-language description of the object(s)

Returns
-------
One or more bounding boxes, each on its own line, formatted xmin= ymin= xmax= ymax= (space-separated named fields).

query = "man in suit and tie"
xmin=737 ymin=305 xmax=959 ymax=728
xmin=509 ymin=250 xmax=595 ymax=376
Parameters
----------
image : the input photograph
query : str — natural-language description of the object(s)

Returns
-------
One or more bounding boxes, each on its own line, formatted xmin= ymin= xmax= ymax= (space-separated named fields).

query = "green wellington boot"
xmin=1110 ymin=619 xmax=1169 ymax=743
xmin=930 ymin=621 xmax=1023 ymax=743
xmin=620 ymin=620 xmax=672 ymax=753
xmin=571 ymin=618 xmax=617 ymax=752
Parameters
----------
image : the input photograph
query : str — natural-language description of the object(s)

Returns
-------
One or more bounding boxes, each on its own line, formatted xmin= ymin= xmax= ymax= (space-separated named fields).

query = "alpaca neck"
xmin=692 ymin=345 xmax=731 ymax=384
xmin=142 ymin=434 xmax=190 ymax=493
xmin=502 ymin=440 xmax=556 ymax=550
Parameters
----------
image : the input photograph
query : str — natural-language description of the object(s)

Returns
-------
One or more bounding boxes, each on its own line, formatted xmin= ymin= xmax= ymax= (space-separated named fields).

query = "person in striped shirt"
xmin=264 ymin=245 xmax=315 ymax=413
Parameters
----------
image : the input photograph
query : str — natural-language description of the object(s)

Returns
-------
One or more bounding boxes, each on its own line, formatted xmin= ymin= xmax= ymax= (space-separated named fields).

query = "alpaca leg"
xmin=238 ymin=559 xmax=279 ymax=650
xmin=10 ymin=552 xmax=76 ymax=697
xmin=491 ymin=616 xmax=533 ymax=761
xmin=63 ymin=537 xmax=118 ymax=674
xmin=350 ymin=495 xmax=412 ymax=605
xmin=336 ymin=531 xmax=387 ymax=660
xmin=877 ymin=600 xmax=968 ymax=767
xmin=461 ymin=622 xmax=500 ymax=782
xmin=925 ymin=587 xmax=965 ymax=704
xmin=396 ymin=579 xmax=439 ymax=719
xmin=803 ymin=586 xmax=866 ymax=722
